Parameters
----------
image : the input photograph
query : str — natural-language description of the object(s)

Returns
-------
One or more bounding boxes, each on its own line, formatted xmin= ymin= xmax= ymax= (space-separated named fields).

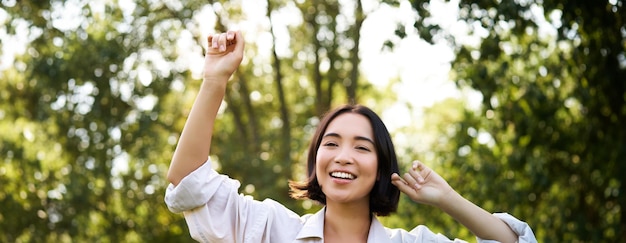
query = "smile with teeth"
xmin=330 ymin=171 xmax=356 ymax=180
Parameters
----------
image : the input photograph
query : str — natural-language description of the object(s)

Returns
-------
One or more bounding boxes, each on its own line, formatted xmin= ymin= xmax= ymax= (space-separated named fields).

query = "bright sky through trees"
xmin=0 ymin=0 xmax=564 ymax=176
xmin=0 ymin=0 xmax=462 ymax=131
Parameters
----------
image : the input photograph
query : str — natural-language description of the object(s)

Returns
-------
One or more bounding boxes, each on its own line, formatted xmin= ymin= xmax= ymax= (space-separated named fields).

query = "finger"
xmin=211 ymin=33 xmax=219 ymax=49
xmin=226 ymin=30 xmax=236 ymax=45
xmin=391 ymin=173 xmax=416 ymax=195
xmin=412 ymin=160 xmax=425 ymax=171
xmin=413 ymin=160 xmax=432 ymax=182
xmin=217 ymin=33 xmax=228 ymax=51
xmin=232 ymin=31 xmax=245 ymax=55
xmin=402 ymin=172 xmax=421 ymax=190
xmin=409 ymin=164 xmax=425 ymax=184
xmin=207 ymin=35 xmax=213 ymax=48
xmin=391 ymin=173 xmax=406 ymax=185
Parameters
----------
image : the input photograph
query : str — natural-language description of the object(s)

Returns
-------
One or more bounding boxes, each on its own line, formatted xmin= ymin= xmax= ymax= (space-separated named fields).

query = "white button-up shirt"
xmin=165 ymin=160 xmax=537 ymax=243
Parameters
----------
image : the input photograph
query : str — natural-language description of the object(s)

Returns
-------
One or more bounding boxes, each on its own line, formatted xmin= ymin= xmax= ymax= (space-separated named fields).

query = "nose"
xmin=334 ymin=147 xmax=354 ymax=165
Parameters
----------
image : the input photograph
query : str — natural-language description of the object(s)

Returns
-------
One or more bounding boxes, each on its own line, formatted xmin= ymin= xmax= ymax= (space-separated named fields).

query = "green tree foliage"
xmin=0 ymin=0 xmax=398 ymax=241
xmin=401 ymin=0 xmax=625 ymax=241
xmin=0 ymin=0 xmax=210 ymax=241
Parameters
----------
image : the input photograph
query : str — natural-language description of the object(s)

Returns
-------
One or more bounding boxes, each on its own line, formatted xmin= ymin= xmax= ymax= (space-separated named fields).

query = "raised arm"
xmin=391 ymin=161 xmax=518 ymax=243
xmin=167 ymin=31 xmax=244 ymax=186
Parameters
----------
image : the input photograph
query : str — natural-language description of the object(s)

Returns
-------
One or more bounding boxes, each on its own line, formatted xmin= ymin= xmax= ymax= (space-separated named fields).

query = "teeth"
xmin=331 ymin=172 xmax=355 ymax=180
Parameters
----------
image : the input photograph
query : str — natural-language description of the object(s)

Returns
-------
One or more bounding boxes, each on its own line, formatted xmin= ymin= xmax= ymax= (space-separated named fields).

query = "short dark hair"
xmin=289 ymin=104 xmax=400 ymax=216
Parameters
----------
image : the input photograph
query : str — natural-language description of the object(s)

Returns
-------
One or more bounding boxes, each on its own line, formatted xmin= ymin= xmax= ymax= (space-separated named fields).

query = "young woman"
xmin=165 ymin=30 xmax=536 ymax=243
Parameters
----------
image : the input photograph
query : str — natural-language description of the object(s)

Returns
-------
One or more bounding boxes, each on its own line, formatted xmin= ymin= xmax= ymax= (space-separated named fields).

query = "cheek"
xmin=315 ymin=151 xmax=322 ymax=170
xmin=363 ymin=156 xmax=379 ymax=177
xmin=315 ymin=148 xmax=332 ymax=166
xmin=315 ymin=151 xmax=328 ymax=176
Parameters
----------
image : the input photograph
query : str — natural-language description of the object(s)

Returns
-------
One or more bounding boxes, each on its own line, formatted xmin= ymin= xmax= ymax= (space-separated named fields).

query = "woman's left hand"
xmin=391 ymin=160 xmax=455 ymax=207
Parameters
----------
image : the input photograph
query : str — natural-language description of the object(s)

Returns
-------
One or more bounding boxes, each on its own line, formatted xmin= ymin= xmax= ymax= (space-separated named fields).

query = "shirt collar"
xmin=294 ymin=207 xmax=392 ymax=243
xmin=295 ymin=207 xmax=325 ymax=240
xmin=367 ymin=215 xmax=393 ymax=243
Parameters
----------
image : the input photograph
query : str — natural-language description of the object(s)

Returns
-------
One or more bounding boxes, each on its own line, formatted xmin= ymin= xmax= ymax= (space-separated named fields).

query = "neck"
xmin=324 ymin=201 xmax=371 ymax=242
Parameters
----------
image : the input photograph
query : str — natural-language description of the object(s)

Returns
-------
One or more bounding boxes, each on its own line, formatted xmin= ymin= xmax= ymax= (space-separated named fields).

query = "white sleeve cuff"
xmin=478 ymin=213 xmax=537 ymax=243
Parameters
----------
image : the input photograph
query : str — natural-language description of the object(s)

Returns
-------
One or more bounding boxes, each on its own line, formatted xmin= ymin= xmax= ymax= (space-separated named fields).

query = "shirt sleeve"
xmin=477 ymin=213 xmax=537 ymax=243
xmin=164 ymin=159 xmax=303 ymax=243
xmin=164 ymin=160 xmax=228 ymax=213
xmin=400 ymin=212 xmax=537 ymax=243
xmin=402 ymin=225 xmax=468 ymax=242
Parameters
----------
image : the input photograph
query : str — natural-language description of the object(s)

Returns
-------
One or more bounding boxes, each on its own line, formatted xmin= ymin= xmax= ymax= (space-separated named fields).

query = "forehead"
xmin=324 ymin=113 xmax=373 ymax=138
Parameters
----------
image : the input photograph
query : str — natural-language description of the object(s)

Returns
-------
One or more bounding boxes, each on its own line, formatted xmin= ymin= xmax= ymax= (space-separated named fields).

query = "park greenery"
xmin=0 ymin=0 xmax=623 ymax=242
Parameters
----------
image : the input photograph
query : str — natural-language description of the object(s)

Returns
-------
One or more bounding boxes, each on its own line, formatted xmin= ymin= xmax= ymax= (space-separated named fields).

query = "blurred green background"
xmin=0 ymin=0 xmax=624 ymax=242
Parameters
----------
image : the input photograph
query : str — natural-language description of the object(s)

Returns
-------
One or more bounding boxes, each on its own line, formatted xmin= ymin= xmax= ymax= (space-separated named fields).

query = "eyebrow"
xmin=322 ymin=132 xmax=374 ymax=145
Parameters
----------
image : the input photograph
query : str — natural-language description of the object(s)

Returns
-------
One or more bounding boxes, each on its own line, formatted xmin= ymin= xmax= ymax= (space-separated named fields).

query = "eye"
xmin=323 ymin=141 xmax=338 ymax=147
xmin=356 ymin=146 xmax=371 ymax=152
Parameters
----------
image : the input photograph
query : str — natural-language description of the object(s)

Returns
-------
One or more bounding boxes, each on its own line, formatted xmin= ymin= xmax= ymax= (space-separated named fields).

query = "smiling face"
xmin=289 ymin=104 xmax=400 ymax=216
xmin=315 ymin=113 xmax=378 ymax=205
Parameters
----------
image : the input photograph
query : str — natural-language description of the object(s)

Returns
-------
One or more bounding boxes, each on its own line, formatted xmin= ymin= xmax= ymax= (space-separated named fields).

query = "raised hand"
xmin=167 ymin=30 xmax=244 ymax=186
xmin=391 ymin=160 xmax=454 ymax=207
xmin=392 ymin=161 xmax=520 ymax=242
xmin=203 ymin=30 xmax=245 ymax=81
